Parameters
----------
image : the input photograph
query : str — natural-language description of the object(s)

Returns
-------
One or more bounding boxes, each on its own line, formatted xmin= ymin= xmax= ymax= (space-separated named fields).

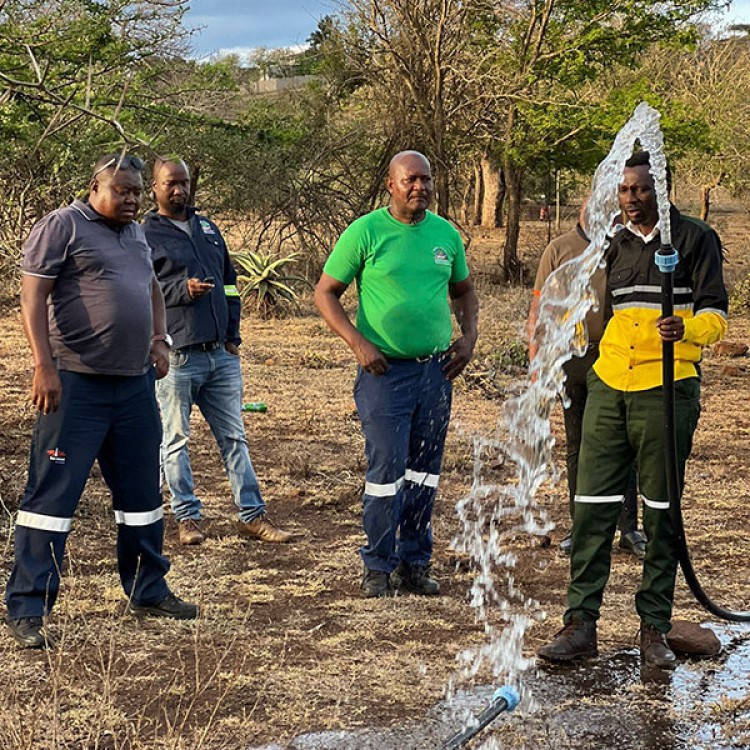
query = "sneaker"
xmin=640 ymin=624 xmax=677 ymax=670
xmin=7 ymin=617 xmax=56 ymax=649
xmin=537 ymin=619 xmax=598 ymax=662
xmin=391 ymin=562 xmax=440 ymax=596
xmin=178 ymin=519 xmax=204 ymax=546
xmin=559 ymin=532 xmax=572 ymax=556
xmin=360 ymin=567 xmax=392 ymax=598
xmin=237 ymin=514 xmax=293 ymax=543
xmin=128 ymin=592 xmax=199 ymax=620
xmin=619 ymin=529 xmax=647 ymax=559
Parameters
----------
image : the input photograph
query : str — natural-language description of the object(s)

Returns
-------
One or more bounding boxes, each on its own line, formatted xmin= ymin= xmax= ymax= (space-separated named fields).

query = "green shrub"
xmin=231 ymin=250 xmax=312 ymax=314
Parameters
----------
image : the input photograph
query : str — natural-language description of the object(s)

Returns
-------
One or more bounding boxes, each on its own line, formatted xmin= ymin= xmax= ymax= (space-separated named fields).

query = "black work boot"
xmin=391 ymin=562 xmax=440 ymax=596
xmin=128 ymin=592 xmax=199 ymax=620
xmin=7 ymin=617 xmax=56 ymax=649
xmin=360 ymin=567 xmax=392 ymax=598
xmin=618 ymin=529 xmax=647 ymax=559
xmin=537 ymin=619 xmax=598 ymax=662
xmin=640 ymin=624 xmax=677 ymax=669
xmin=559 ymin=532 xmax=572 ymax=556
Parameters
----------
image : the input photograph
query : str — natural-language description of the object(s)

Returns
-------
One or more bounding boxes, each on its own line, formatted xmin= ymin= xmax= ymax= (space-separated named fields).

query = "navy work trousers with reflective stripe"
xmin=354 ymin=356 xmax=452 ymax=573
xmin=565 ymin=372 xmax=701 ymax=631
xmin=6 ymin=370 xmax=170 ymax=619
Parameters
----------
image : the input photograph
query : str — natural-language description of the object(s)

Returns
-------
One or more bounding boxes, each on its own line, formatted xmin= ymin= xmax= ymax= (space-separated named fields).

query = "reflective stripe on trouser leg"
xmin=100 ymin=370 xmax=170 ymax=606
xmin=632 ymin=378 xmax=701 ymax=631
xmin=565 ymin=372 xmax=634 ymax=624
xmin=354 ymin=364 xmax=413 ymax=573
xmin=6 ymin=371 xmax=111 ymax=619
xmin=398 ymin=357 xmax=452 ymax=566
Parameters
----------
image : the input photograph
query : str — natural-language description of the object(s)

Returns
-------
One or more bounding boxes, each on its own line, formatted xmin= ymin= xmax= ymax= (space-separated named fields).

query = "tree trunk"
xmin=700 ymin=172 xmax=726 ymax=222
xmin=461 ymin=172 xmax=476 ymax=227
xmin=435 ymin=167 xmax=450 ymax=217
xmin=472 ymin=162 xmax=483 ymax=225
xmin=496 ymin=168 xmax=506 ymax=228
xmin=502 ymin=156 xmax=524 ymax=281
xmin=432 ymin=109 xmax=450 ymax=217
xmin=480 ymin=156 xmax=503 ymax=229
xmin=700 ymin=185 xmax=711 ymax=222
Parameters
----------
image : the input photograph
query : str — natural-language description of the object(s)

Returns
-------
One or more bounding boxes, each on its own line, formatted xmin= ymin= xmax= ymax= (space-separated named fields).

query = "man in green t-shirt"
xmin=314 ymin=151 xmax=479 ymax=598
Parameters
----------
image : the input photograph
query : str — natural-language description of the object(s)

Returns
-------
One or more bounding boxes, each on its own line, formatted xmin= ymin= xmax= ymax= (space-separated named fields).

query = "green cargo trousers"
xmin=564 ymin=372 xmax=701 ymax=632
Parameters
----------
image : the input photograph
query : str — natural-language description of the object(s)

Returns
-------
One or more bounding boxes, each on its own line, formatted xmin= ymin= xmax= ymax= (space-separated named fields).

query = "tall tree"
xmin=656 ymin=37 xmax=750 ymax=219
xmin=345 ymin=0 xmax=478 ymax=216
xmin=0 ymin=0 xmax=190 ymax=265
xmin=473 ymin=0 xmax=721 ymax=278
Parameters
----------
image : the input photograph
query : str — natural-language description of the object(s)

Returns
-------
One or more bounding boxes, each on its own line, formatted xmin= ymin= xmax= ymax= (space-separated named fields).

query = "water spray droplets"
xmin=449 ymin=103 xmax=673 ymax=698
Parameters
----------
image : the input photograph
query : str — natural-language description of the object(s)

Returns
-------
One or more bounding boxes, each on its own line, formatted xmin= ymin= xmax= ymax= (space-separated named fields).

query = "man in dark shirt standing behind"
xmin=6 ymin=153 xmax=197 ymax=650
xmin=144 ymin=158 xmax=292 ymax=546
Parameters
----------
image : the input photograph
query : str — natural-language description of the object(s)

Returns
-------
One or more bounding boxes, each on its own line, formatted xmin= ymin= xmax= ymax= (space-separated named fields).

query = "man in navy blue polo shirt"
xmin=144 ymin=158 xmax=292 ymax=546
xmin=6 ymin=153 xmax=197 ymax=650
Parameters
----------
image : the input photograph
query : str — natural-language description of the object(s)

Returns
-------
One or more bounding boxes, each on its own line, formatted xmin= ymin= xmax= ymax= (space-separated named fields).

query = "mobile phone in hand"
xmin=203 ymin=276 xmax=215 ymax=284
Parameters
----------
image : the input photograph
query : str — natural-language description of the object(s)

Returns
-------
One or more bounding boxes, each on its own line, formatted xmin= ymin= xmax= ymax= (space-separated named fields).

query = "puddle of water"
xmin=248 ymin=624 xmax=750 ymax=750
xmin=481 ymin=623 xmax=750 ymax=750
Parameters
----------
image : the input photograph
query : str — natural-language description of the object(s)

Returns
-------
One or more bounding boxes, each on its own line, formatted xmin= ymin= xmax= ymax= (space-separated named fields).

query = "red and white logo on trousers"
xmin=47 ymin=448 xmax=66 ymax=464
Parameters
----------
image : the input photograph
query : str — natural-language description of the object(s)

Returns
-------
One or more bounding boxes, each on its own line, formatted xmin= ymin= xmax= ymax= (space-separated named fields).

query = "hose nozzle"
xmin=655 ymin=243 xmax=679 ymax=273
xmin=441 ymin=685 xmax=521 ymax=749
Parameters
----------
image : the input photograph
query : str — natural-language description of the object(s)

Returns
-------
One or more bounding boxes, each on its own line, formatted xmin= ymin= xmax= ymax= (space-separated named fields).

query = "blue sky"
xmin=185 ymin=0 xmax=750 ymax=59
xmin=186 ymin=0 xmax=333 ymax=58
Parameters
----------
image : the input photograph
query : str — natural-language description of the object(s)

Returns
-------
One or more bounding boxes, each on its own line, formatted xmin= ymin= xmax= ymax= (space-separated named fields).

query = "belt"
xmin=175 ymin=341 xmax=221 ymax=353
xmin=390 ymin=352 xmax=445 ymax=364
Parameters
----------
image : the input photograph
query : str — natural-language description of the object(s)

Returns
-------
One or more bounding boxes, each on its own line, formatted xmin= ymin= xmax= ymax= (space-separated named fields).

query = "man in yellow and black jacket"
xmin=538 ymin=151 xmax=728 ymax=670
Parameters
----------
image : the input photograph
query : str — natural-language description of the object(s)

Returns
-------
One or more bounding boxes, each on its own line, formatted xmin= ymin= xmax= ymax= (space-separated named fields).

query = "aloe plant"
xmin=230 ymin=250 xmax=311 ymax=313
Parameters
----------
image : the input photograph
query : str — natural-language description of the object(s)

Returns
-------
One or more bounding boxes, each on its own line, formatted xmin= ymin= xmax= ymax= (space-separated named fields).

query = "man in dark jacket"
xmin=537 ymin=151 xmax=727 ymax=670
xmin=144 ymin=158 xmax=292 ymax=546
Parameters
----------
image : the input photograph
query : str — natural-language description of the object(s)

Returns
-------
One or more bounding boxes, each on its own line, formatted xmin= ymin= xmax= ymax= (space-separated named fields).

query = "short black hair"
xmin=152 ymin=156 xmax=189 ymax=181
xmin=625 ymin=150 xmax=650 ymax=169
xmin=625 ymin=150 xmax=672 ymax=193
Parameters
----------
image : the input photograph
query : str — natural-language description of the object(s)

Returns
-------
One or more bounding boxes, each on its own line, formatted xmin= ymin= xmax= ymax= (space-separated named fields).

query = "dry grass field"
xmin=0 ymin=205 xmax=748 ymax=749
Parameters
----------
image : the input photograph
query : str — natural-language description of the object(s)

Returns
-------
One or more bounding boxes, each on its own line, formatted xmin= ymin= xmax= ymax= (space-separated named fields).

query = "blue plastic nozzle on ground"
xmin=492 ymin=685 xmax=520 ymax=712
xmin=655 ymin=244 xmax=679 ymax=273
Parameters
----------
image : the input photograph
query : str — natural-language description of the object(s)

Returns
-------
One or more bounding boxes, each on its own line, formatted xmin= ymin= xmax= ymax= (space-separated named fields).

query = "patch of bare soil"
xmin=0 ymin=209 xmax=748 ymax=749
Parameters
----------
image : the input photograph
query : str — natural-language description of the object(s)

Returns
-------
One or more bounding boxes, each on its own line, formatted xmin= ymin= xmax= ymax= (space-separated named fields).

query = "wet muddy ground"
xmin=252 ymin=623 xmax=750 ymax=750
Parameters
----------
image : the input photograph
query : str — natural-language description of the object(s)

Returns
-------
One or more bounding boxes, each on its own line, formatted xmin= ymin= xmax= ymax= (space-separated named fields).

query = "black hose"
xmin=440 ymin=686 xmax=520 ymax=750
xmin=658 ymin=244 xmax=750 ymax=622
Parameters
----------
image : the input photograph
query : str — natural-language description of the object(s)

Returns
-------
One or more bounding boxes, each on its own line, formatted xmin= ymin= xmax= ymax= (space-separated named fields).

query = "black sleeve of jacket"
xmin=149 ymin=235 xmax=193 ymax=307
xmin=222 ymin=239 xmax=242 ymax=345
xmin=688 ymin=227 xmax=728 ymax=316
xmin=602 ymin=237 xmax=617 ymax=324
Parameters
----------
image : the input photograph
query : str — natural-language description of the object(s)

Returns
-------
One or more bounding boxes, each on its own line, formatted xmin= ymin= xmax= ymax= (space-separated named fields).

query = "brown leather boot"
xmin=238 ymin=514 xmax=293 ymax=543
xmin=640 ymin=624 xmax=677 ymax=669
xmin=178 ymin=519 xmax=204 ymax=545
xmin=537 ymin=619 xmax=598 ymax=662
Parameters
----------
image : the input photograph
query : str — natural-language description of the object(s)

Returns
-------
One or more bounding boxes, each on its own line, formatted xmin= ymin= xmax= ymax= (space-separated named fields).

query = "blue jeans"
xmin=156 ymin=346 xmax=265 ymax=523
xmin=354 ymin=356 xmax=452 ymax=573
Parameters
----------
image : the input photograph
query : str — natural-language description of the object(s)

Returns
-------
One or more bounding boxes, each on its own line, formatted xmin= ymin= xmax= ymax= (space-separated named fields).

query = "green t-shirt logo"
xmin=433 ymin=247 xmax=450 ymax=265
